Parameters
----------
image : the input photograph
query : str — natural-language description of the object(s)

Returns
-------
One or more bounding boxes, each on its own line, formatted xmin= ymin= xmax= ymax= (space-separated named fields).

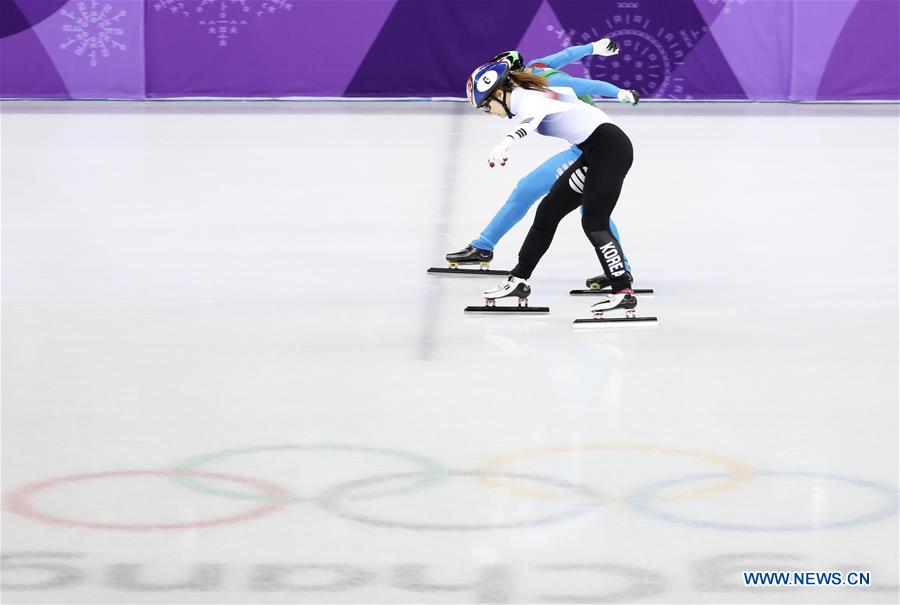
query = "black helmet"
xmin=489 ymin=50 xmax=525 ymax=71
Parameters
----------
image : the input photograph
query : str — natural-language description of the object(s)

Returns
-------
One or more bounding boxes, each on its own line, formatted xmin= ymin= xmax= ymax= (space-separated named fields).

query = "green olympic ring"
xmin=171 ymin=444 xmax=449 ymax=503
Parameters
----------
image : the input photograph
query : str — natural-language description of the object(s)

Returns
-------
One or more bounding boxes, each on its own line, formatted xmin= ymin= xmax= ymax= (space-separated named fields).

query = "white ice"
xmin=1 ymin=100 xmax=898 ymax=604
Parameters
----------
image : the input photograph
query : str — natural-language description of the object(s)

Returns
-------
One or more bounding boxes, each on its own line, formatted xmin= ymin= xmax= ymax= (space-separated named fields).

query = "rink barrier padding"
xmin=1 ymin=1 xmax=898 ymax=100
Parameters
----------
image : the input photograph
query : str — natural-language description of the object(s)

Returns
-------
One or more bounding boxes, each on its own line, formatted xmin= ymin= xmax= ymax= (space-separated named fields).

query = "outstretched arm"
xmin=529 ymin=38 xmax=620 ymax=69
xmin=547 ymin=71 xmax=621 ymax=98
xmin=529 ymin=43 xmax=593 ymax=69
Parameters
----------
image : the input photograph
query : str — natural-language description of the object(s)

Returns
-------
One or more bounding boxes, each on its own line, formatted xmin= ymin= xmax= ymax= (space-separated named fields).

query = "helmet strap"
xmin=497 ymin=90 xmax=513 ymax=119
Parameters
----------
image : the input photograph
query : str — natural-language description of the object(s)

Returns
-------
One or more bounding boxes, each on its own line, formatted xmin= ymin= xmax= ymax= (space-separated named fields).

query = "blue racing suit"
xmin=471 ymin=44 xmax=630 ymax=271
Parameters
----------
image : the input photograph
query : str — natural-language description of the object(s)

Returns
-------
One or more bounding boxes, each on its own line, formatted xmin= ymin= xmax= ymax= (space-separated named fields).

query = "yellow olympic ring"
xmin=477 ymin=444 xmax=755 ymax=504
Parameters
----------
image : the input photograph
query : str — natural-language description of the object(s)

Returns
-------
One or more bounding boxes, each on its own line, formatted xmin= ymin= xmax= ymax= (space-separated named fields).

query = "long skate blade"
xmin=570 ymin=288 xmax=654 ymax=296
xmin=465 ymin=306 xmax=550 ymax=314
xmin=573 ymin=317 xmax=658 ymax=328
xmin=428 ymin=267 xmax=509 ymax=276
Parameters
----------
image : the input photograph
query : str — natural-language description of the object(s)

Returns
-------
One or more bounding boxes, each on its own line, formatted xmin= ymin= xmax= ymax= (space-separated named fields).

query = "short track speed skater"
xmin=428 ymin=245 xmax=508 ymax=276
xmin=573 ymin=290 xmax=657 ymax=328
xmin=465 ymin=275 xmax=549 ymax=314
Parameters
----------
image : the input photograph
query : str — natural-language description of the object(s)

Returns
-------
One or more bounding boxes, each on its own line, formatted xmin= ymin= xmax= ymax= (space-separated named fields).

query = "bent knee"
xmin=581 ymin=213 xmax=610 ymax=231
xmin=514 ymin=172 xmax=554 ymax=200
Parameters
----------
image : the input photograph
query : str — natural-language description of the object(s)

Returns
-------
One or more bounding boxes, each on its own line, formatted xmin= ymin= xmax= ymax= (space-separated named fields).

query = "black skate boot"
xmin=573 ymin=270 xmax=651 ymax=296
xmin=428 ymin=245 xmax=506 ymax=276
xmin=586 ymin=270 xmax=633 ymax=290
xmin=446 ymin=245 xmax=493 ymax=266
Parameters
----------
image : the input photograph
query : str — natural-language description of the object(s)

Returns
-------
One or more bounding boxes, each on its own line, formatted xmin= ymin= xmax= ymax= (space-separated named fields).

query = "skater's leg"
xmin=578 ymin=182 xmax=630 ymax=272
xmin=579 ymin=124 xmax=634 ymax=291
xmin=510 ymin=160 xmax=585 ymax=280
xmin=608 ymin=218 xmax=631 ymax=272
xmin=471 ymin=147 xmax=581 ymax=251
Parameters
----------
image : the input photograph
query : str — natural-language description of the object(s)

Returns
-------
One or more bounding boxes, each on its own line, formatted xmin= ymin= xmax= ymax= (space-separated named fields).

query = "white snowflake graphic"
xmin=707 ymin=0 xmax=748 ymax=14
xmin=556 ymin=7 xmax=708 ymax=100
xmin=59 ymin=0 xmax=127 ymax=67
xmin=153 ymin=0 xmax=293 ymax=47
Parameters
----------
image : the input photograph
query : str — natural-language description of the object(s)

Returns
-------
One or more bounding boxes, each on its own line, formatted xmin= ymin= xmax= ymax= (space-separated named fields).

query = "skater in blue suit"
xmin=447 ymin=39 xmax=641 ymax=288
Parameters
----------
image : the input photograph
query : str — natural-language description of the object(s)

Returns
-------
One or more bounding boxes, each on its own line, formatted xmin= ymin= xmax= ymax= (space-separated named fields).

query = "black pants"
xmin=511 ymin=123 xmax=634 ymax=291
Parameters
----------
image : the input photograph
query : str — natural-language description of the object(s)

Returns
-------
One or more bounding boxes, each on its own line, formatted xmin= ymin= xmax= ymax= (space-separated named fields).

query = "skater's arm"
xmin=489 ymin=89 xmax=576 ymax=167
xmin=529 ymin=38 xmax=620 ymax=69
xmin=547 ymin=73 xmax=640 ymax=105
xmin=546 ymin=71 xmax=621 ymax=98
xmin=488 ymin=113 xmax=547 ymax=167
xmin=530 ymin=44 xmax=593 ymax=69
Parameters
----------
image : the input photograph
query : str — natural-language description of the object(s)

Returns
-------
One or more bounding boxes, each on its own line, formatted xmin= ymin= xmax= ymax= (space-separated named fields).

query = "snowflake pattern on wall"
xmin=707 ymin=0 xmax=748 ymax=15
xmin=549 ymin=7 xmax=707 ymax=100
xmin=59 ymin=0 xmax=127 ymax=67
xmin=152 ymin=0 xmax=293 ymax=47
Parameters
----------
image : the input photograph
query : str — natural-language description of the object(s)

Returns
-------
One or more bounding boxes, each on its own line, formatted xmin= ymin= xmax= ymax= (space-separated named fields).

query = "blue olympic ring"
xmin=627 ymin=470 xmax=900 ymax=532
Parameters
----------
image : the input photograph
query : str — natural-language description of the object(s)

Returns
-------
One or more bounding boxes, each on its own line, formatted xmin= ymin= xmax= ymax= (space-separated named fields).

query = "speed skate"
xmin=570 ymin=286 xmax=655 ymax=296
xmin=573 ymin=290 xmax=657 ymax=328
xmin=464 ymin=298 xmax=549 ymax=314
xmin=427 ymin=263 xmax=508 ymax=276
xmin=465 ymin=275 xmax=549 ymax=314
xmin=429 ymin=244 xmax=509 ymax=276
xmin=571 ymin=271 xmax=654 ymax=296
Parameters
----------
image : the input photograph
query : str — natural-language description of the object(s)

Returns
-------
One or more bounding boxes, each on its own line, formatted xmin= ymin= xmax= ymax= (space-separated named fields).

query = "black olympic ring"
xmin=4 ymin=445 xmax=898 ymax=533
xmin=315 ymin=470 xmax=601 ymax=531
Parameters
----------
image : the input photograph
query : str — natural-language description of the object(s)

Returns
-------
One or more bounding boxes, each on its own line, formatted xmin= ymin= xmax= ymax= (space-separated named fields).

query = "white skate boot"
xmin=465 ymin=276 xmax=548 ymax=314
xmin=590 ymin=289 xmax=637 ymax=315
xmin=574 ymin=288 xmax=657 ymax=327
xmin=484 ymin=276 xmax=531 ymax=300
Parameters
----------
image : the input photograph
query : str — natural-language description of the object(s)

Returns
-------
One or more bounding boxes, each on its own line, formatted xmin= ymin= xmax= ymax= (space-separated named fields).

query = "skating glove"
xmin=592 ymin=38 xmax=619 ymax=56
xmin=617 ymin=89 xmax=641 ymax=106
xmin=488 ymin=135 xmax=514 ymax=168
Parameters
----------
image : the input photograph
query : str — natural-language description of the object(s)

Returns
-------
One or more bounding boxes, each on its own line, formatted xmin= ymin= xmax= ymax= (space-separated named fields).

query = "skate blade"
xmin=428 ymin=267 xmax=509 ymax=276
xmin=573 ymin=316 xmax=658 ymax=328
xmin=465 ymin=305 xmax=550 ymax=314
xmin=570 ymin=288 xmax=654 ymax=297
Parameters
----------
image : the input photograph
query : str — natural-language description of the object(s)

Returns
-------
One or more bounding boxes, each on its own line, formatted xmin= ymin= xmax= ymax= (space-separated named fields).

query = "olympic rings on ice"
xmin=316 ymin=470 xmax=599 ymax=531
xmin=2 ymin=470 xmax=291 ymax=531
xmin=477 ymin=444 xmax=755 ymax=504
xmin=172 ymin=444 xmax=448 ymax=503
xmin=627 ymin=470 xmax=900 ymax=532
xmin=3 ymin=445 xmax=898 ymax=533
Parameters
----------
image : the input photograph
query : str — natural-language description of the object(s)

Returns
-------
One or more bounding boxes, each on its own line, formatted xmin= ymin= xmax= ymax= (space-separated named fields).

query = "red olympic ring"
xmin=3 ymin=470 xmax=290 ymax=531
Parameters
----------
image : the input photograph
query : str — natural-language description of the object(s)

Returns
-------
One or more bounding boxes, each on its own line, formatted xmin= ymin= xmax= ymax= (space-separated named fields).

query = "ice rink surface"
xmin=1 ymin=100 xmax=898 ymax=604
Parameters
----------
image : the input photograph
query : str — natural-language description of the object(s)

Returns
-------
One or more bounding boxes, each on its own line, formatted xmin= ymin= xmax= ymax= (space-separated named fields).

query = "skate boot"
xmin=465 ymin=276 xmax=548 ymax=314
xmin=573 ymin=271 xmax=652 ymax=296
xmin=429 ymin=245 xmax=505 ymax=275
xmin=484 ymin=275 xmax=531 ymax=301
xmin=574 ymin=288 xmax=657 ymax=327
xmin=590 ymin=289 xmax=637 ymax=317
xmin=586 ymin=270 xmax=632 ymax=290
xmin=446 ymin=245 xmax=493 ymax=267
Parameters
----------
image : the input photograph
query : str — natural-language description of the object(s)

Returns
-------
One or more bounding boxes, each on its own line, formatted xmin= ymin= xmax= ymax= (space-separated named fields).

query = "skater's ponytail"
xmin=504 ymin=71 xmax=550 ymax=93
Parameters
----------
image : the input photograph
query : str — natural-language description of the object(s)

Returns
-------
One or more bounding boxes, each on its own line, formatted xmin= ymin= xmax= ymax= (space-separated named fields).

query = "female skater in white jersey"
xmin=466 ymin=61 xmax=635 ymax=313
